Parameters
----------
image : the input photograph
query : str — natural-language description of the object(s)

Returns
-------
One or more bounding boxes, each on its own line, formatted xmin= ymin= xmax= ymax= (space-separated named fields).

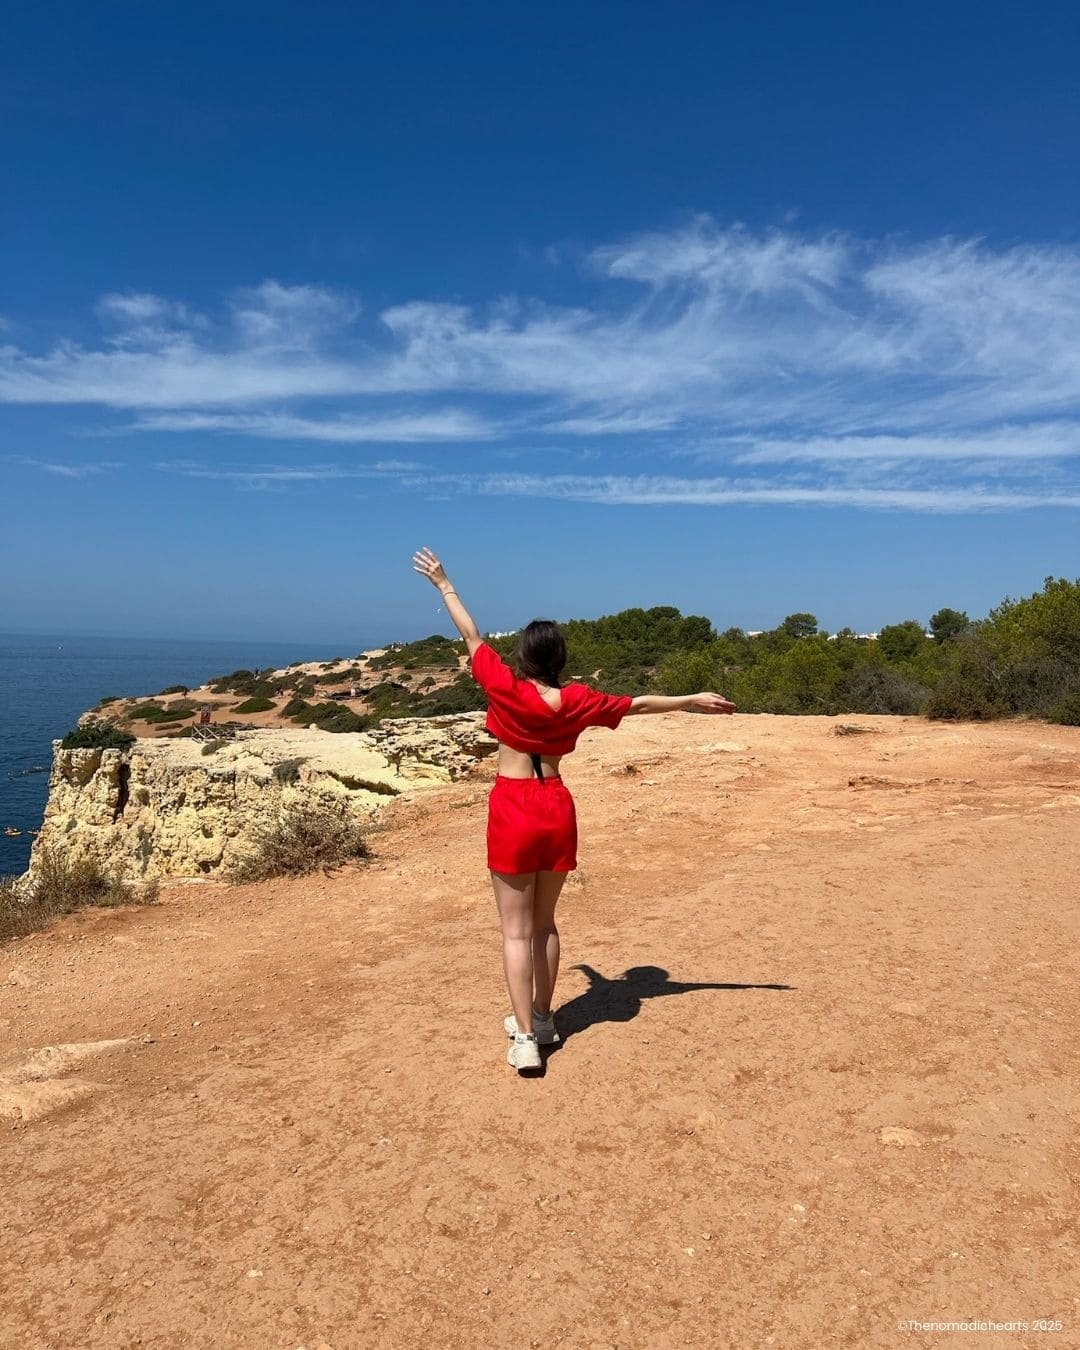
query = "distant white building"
xmin=485 ymin=630 xmax=519 ymax=638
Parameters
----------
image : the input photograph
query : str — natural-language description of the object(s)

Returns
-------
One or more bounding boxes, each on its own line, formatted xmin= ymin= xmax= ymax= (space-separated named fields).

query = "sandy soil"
xmin=2 ymin=714 xmax=1078 ymax=1349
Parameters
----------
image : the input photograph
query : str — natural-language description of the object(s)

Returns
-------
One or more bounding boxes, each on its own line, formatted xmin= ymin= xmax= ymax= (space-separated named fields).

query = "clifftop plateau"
xmin=30 ymin=714 xmax=495 ymax=881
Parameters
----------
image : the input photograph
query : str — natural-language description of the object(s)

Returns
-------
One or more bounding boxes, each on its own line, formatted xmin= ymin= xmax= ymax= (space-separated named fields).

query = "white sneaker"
xmin=504 ymin=1010 xmax=560 ymax=1046
xmin=507 ymin=1032 xmax=542 ymax=1071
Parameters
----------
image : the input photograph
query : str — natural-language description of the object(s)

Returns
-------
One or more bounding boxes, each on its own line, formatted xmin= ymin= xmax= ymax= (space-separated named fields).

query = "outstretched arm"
xmin=411 ymin=547 xmax=483 ymax=656
xmin=627 ymin=691 xmax=735 ymax=716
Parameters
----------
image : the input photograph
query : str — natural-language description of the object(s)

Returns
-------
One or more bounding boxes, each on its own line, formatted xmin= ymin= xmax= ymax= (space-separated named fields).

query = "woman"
xmin=412 ymin=547 xmax=736 ymax=1073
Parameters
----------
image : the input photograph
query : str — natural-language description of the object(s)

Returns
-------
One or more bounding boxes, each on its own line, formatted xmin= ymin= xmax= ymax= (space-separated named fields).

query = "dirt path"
xmin=2 ymin=715 xmax=1078 ymax=1349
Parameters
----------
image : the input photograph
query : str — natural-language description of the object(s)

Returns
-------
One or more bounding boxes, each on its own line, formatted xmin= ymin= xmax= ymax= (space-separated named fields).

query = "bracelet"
xmin=440 ymin=589 xmax=458 ymax=598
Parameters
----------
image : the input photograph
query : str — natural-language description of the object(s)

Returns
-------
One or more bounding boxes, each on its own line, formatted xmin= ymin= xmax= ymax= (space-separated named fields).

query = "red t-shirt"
xmin=469 ymin=641 xmax=634 ymax=754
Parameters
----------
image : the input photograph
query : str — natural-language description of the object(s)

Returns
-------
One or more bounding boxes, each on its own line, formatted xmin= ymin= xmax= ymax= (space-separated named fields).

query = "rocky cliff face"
xmin=30 ymin=714 xmax=495 ymax=881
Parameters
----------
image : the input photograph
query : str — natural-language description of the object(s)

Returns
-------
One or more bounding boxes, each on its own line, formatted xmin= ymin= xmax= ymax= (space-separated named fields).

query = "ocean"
xmin=0 ymin=632 xmax=379 ymax=876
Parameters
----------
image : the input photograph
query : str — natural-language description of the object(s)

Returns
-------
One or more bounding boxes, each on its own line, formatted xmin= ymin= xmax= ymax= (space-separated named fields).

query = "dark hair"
xmin=514 ymin=619 xmax=567 ymax=688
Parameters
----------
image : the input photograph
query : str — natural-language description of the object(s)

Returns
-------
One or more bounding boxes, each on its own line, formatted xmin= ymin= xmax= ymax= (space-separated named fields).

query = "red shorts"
xmin=486 ymin=774 xmax=578 ymax=874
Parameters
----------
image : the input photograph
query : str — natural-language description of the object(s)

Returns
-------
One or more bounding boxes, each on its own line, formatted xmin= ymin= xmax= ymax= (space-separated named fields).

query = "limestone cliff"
xmin=30 ymin=714 xmax=495 ymax=881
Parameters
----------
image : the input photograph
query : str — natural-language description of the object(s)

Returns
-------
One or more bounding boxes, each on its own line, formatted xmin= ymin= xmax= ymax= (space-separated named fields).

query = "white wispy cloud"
xmin=157 ymin=459 xmax=417 ymax=483
xmin=155 ymin=458 xmax=1080 ymax=513
xmin=545 ymin=409 xmax=680 ymax=435
xmin=5 ymin=218 xmax=1080 ymax=509
xmin=5 ymin=454 xmax=122 ymax=478
xmin=726 ymin=423 xmax=1080 ymax=465
xmin=230 ymin=281 xmax=360 ymax=349
xmin=133 ymin=408 xmax=494 ymax=442
xmin=458 ymin=471 xmax=1080 ymax=512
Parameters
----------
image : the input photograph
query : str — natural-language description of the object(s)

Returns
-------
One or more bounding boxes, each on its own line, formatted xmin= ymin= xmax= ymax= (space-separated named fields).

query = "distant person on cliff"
xmin=412 ymin=545 xmax=736 ymax=1074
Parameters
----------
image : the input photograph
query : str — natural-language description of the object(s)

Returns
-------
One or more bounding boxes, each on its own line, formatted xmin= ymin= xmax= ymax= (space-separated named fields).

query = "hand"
xmin=689 ymin=691 xmax=736 ymax=715
xmin=412 ymin=546 xmax=450 ymax=590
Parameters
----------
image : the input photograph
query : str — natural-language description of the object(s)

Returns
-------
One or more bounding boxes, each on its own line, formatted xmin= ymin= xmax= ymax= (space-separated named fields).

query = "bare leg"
xmin=532 ymin=869 xmax=568 ymax=1015
xmin=490 ymin=870 xmax=536 ymax=1035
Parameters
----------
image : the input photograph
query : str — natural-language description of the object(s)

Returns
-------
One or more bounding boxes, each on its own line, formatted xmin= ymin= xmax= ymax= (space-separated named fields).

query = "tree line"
xmin=482 ymin=577 xmax=1080 ymax=724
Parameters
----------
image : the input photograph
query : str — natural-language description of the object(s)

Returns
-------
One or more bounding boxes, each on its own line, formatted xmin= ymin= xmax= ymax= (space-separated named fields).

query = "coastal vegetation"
xmin=125 ymin=699 xmax=198 ymax=724
xmin=281 ymin=697 xmax=372 ymax=733
xmin=0 ymin=847 xmax=158 ymax=943
xmin=74 ymin=575 xmax=1080 ymax=741
xmin=352 ymin=575 xmax=1080 ymax=724
xmin=368 ymin=634 xmax=462 ymax=670
xmin=228 ymin=802 xmax=371 ymax=881
xmin=61 ymin=721 xmax=136 ymax=751
xmin=233 ymin=696 xmax=276 ymax=714
xmin=641 ymin=577 xmax=1080 ymax=721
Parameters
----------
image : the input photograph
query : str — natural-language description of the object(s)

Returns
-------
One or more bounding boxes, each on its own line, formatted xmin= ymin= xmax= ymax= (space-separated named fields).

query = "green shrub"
xmin=655 ymin=646 xmax=721 ymax=695
xmin=305 ymin=704 xmax=372 ymax=733
xmin=228 ymin=803 xmax=371 ymax=881
xmin=1048 ymin=693 xmax=1080 ymax=726
xmin=925 ymin=633 xmax=1007 ymax=721
xmin=128 ymin=700 xmax=196 ymax=724
xmin=410 ymin=674 xmax=487 ymax=716
xmin=207 ymin=670 xmax=277 ymax=698
xmin=930 ymin=608 xmax=970 ymax=643
xmin=233 ymin=696 xmax=276 ymax=714
xmin=877 ymin=620 xmax=929 ymax=665
xmin=160 ymin=684 xmax=190 ymax=695
xmin=127 ymin=701 xmax=165 ymax=719
xmin=208 ymin=668 xmax=253 ymax=692
xmin=1 ymin=849 xmax=158 ymax=944
xmin=983 ymin=576 xmax=1080 ymax=667
xmin=925 ymin=682 xmax=1000 ymax=721
xmin=284 ymin=698 xmax=371 ymax=732
xmin=367 ymin=634 xmax=464 ymax=670
xmin=60 ymin=721 xmax=136 ymax=751
xmin=362 ymin=681 xmax=423 ymax=716
xmin=837 ymin=664 xmax=928 ymax=716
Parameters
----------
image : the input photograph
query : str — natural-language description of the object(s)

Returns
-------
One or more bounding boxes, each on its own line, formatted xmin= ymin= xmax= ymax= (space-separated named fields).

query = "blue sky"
xmin=3 ymin=1 xmax=1080 ymax=644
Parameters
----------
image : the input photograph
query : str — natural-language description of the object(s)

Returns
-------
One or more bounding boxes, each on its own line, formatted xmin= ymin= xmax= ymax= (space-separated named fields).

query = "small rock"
xmin=879 ymin=1126 xmax=922 ymax=1148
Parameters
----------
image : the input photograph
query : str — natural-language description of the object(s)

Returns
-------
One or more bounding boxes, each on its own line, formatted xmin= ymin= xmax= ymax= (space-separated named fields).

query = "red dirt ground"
xmin=2 ymin=714 xmax=1078 ymax=1349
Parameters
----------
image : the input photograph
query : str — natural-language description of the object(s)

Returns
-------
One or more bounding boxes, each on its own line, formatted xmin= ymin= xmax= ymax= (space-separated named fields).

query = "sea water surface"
xmin=0 ymin=632 xmax=379 ymax=876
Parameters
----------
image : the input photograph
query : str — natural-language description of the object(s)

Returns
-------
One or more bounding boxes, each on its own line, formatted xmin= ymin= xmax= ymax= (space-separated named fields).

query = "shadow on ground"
xmin=547 ymin=963 xmax=795 ymax=1050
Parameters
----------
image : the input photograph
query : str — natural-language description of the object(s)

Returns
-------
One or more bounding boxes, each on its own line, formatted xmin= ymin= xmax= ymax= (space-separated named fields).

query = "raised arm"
xmin=627 ymin=691 xmax=736 ymax=716
xmin=411 ymin=546 xmax=483 ymax=657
